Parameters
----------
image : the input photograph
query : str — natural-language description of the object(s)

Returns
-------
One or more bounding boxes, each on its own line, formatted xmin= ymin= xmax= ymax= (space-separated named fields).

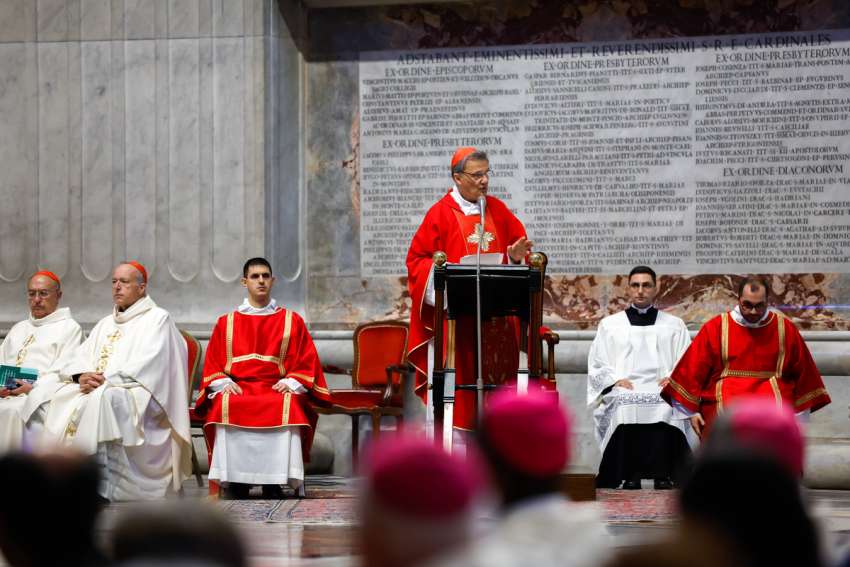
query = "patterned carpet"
xmin=217 ymin=477 xmax=679 ymax=525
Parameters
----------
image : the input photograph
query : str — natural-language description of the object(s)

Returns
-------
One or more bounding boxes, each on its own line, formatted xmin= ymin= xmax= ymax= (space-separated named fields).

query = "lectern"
xmin=431 ymin=251 xmax=549 ymax=447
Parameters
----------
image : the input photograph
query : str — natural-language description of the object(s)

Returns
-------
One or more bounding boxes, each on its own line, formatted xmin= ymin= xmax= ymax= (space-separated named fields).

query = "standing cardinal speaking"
xmin=406 ymin=147 xmax=536 ymax=441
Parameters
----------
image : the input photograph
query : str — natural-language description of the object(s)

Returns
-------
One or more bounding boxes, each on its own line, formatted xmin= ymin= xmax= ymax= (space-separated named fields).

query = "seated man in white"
xmin=0 ymin=270 xmax=82 ymax=453
xmin=25 ymin=262 xmax=191 ymax=501
xmin=193 ymin=258 xmax=331 ymax=499
xmin=587 ymin=265 xmax=695 ymax=489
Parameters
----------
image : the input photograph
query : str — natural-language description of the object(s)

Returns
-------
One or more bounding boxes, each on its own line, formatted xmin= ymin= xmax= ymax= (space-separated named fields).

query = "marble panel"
xmin=80 ymin=41 xmax=114 ymax=281
xmin=211 ymin=38 xmax=246 ymax=282
xmin=168 ymin=39 xmax=202 ymax=282
xmin=109 ymin=40 xmax=126 ymax=258
xmin=37 ymin=0 xmax=69 ymax=41
xmin=123 ymin=0 xmax=156 ymax=39
xmin=244 ymin=35 xmax=265 ymax=255
xmin=198 ymin=0 xmax=213 ymax=37
xmin=0 ymin=43 xmax=37 ymax=282
xmin=213 ymin=0 xmax=243 ymax=37
xmin=305 ymin=61 xmax=359 ymax=280
xmin=80 ymin=0 xmax=111 ymax=40
xmin=266 ymin=32 xmax=305 ymax=285
xmin=168 ymin=0 xmax=199 ymax=38
xmin=124 ymin=40 xmax=157 ymax=268
xmin=0 ymin=0 xmax=36 ymax=42
xmin=37 ymin=43 xmax=72 ymax=277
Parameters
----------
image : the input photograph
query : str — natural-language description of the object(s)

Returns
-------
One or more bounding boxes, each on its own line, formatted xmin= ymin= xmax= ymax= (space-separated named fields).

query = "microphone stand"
xmin=475 ymin=196 xmax=485 ymax=427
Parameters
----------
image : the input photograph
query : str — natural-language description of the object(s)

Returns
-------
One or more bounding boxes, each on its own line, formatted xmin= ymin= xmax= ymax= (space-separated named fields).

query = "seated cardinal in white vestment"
xmin=587 ymin=266 xmax=695 ymax=490
xmin=193 ymin=257 xmax=331 ymax=500
xmin=24 ymin=261 xmax=191 ymax=501
xmin=0 ymin=271 xmax=82 ymax=453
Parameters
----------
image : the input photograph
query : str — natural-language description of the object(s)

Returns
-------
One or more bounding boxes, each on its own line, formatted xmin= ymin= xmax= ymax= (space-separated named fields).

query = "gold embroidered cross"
xmin=96 ymin=330 xmax=123 ymax=373
xmin=467 ymin=223 xmax=495 ymax=252
xmin=15 ymin=335 xmax=36 ymax=367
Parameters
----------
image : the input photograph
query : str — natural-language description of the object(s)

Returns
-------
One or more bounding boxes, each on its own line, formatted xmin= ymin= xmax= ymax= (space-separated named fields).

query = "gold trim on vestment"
xmin=222 ymin=392 xmax=230 ymax=424
xmin=15 ymin=335 xmax=35 ymax=367
xmin=769 ymin=376 xmax=782 ymax=405
xmin=203 ymin=372 xmax=228 ymax=385
xmin=795 ymin=388 xmax=828 ymax=408
xmin=721 ymin=370 xmax=776 ymax=378
xmin=775 ymin=312 xmax=786 ymax=377
xmin=312 ymin=384 xmax=330 ymax=395
xmin=287 ymin=372 xmax=314 ymax=384
xmin=224 ymin=313 xmax=234 ymax=374
xmin=668 ymin=377 xmax=699 ymax=404
xmin=716 ymin=379 xmax=724 ymax=413
xmin=721 ymin=313 xmax=729 ymax=367
xmin=278 ymin=311 xmax=293 ymax=375
xmin=283 ymin=392 xmax=291 ymax=424
xmin=231 ymin=353 xmax=281 ymax=365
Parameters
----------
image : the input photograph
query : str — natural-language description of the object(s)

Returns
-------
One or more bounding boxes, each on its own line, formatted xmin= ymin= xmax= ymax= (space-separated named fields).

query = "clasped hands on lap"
xmin=612 ymin=376 xmax=671 ymax=390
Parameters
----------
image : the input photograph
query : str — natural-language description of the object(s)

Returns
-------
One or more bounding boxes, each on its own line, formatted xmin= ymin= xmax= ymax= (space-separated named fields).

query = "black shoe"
xmin=221 ymin=483 xmax=250 ymax=500
xmin=622 ymin=479 xmax=642 ymax=490
xmin=261 ymin=484 xmax=285 ymax=499
xmin=654 ymin=478 xmax=674 ymax=490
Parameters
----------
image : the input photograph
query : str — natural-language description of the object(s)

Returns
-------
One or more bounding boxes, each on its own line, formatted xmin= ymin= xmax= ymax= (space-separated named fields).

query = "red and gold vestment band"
xmin=194 ymin=308 xmax=331 ymax=460
xmin=661 ymin=310 xmax=830 ymax=436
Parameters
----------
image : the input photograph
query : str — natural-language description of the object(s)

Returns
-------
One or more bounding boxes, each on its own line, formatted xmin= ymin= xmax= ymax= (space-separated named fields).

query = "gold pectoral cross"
xmin=467 ymin=223 xmax=495 ymax=252
xmin=15 ymin=335 xmax=35 ymax=367
xmin=95 ymin=330 xmax=123 ymax=373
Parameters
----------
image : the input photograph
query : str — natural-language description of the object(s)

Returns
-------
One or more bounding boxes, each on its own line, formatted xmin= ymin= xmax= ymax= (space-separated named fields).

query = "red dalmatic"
xmin=662 ymin=311 xmax=830 ymax=436
xmin=194 ymin=309 xmax=331 ymax=461
xmin=406 ymin=190 xmax=555 ymax=431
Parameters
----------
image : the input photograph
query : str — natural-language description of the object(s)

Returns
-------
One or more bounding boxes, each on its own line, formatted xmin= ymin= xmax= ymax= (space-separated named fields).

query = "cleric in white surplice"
xmin=24 ymin=261 xmax=192 ymax=501
xmin=587 ymin=266 xmax=696 ymax=489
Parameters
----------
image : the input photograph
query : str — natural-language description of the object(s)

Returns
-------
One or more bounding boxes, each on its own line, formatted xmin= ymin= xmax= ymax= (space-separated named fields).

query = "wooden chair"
xmin=316 ymin=321 xmax=410 ymax=471
xmin=180 ymin=329 xmax=205 ymax=487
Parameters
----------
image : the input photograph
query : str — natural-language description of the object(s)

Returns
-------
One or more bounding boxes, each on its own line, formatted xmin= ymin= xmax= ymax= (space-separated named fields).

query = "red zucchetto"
xmin=32 ymin=270 xmax=60 ymax=285
xmin=450 ymin=147 xmax=478 ymax=170
xmin=126 ymin=261 xmax=148 ymax=283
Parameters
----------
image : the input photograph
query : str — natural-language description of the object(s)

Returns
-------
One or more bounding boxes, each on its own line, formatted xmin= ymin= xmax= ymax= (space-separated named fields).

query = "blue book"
xmin=0 ymin=365 xmax=38 ymax=390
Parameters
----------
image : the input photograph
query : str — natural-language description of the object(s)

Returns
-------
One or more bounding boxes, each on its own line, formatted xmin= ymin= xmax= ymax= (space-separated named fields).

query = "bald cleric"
xmin=24 ymin=261 xmax=191 ymax=501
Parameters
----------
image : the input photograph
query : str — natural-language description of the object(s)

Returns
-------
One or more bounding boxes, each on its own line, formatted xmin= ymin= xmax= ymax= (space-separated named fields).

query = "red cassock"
xmin=194 ymin=309 xmax=332 ymax=462
xmin=406 ymin=190 xmax=556 ymax=431
xmin=661 ymin=310 xmax=830 ymax=436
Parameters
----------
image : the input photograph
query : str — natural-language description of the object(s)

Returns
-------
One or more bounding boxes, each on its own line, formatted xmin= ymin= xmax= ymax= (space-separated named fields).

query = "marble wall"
xmin=0 ymin=0 xmax=307 ymax=330
xmin=303 ymin=0 xmax=850 ymax=331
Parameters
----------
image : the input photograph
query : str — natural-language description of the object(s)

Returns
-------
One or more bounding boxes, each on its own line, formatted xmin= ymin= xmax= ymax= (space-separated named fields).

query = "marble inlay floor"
xmin=4 ymin=476 xmax=850 ymax=566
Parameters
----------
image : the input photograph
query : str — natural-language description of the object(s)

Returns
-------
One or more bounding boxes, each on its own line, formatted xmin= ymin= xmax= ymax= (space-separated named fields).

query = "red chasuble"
xmin=661 ymin=310 xmax=830 ymax=436
xmin=194 ymin=309 xmax=331 ymax=461
xmin=406 ymin=190 xmax=554 ymax=431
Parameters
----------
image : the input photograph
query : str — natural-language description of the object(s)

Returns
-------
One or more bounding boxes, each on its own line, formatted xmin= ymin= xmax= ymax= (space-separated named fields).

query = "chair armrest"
xmin=322 ymin=364 xmax=353 ymax=376
xmin=381 ymin=363 xmax=412 ymax=405
xmin=539 ymin=328 xmax=560 ymax=381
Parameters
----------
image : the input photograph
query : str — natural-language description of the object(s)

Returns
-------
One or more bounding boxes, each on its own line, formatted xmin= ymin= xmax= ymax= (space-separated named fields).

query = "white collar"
xmin=629 ymin=304 xmax=654 ymax=315
xmin=237 ymin=298 xmax=279 ymax=315
xmin=730 ymin=305 xmax=773 ymax=328
xmin=29 ymin=307 xmax=71 ymax=327
xmin=449 ymin=186 xmax=481 ymax=216
xmin=113 ymin=295 xmax=155 ymax=324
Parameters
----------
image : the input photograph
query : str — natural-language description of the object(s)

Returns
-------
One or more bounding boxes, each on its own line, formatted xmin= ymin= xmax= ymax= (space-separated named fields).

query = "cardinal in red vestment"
xmin=194 ymin=258 xmax=331 ymax=499
xmin=406 ymin=147 xmax=551 ymax=433
xmin=661 ymin=277 xmax=830 ymax=439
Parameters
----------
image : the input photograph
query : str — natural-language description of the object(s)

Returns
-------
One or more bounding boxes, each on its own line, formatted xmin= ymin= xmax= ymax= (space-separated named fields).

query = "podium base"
xmin=558 ymin=472 xmax=597 ymax=502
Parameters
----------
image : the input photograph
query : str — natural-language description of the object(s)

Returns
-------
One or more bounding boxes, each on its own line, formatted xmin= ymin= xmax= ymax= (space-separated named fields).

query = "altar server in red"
xmin=406 ymin=147 xmax=540 ymax=437
xmin=194 ymin=257 xmax=331 ymax=499
xmin=661 ymin=276 xmax=830 ymax=439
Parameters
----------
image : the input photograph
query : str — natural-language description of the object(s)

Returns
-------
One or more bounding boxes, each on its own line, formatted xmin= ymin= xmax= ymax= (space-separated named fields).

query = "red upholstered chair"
xmin=180 ymin=329 xmax=205 ymax=487
xmin=316 ymin=321 xmax=410 ymax=471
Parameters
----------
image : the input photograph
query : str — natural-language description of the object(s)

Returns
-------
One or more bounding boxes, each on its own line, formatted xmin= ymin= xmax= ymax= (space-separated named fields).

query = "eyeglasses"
xmin=460 ymin=169 xmax=493 ymax=181
xmin=27 ymin=290 xmax=55 ymax=299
